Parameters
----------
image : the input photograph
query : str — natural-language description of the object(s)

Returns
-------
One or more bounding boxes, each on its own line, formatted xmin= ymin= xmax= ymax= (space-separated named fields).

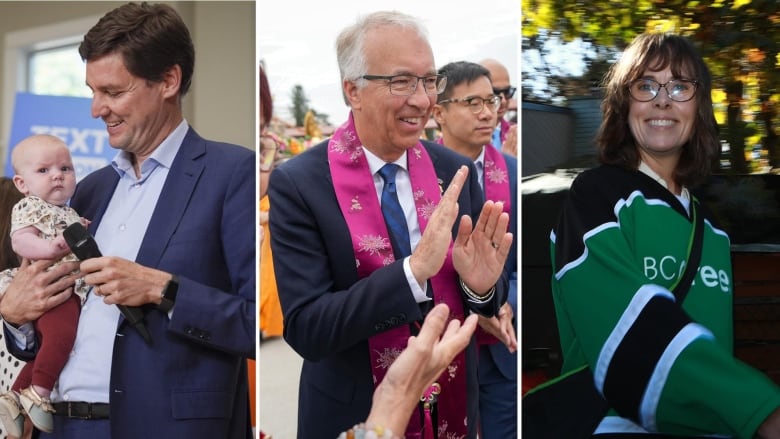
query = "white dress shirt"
xmin=363 ymin=147 xmax=430 ymax=304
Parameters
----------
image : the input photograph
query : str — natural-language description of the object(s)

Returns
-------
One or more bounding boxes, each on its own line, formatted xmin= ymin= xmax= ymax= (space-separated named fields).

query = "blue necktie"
xmin=378 ymin=164 xmax=411 ymax=258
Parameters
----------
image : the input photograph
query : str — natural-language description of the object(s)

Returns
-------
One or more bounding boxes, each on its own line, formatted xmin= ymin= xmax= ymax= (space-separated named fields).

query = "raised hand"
xmin=409 ymin=166 xmax=468 ymax=286
xmin=452 ymin=200 xmax=512 ymax=295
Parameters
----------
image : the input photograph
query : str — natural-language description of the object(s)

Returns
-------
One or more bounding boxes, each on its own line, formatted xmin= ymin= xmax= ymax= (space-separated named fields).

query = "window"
xmin=2 ymin=15 xmax=100 ymax=159
xmin=27 ymin=43 xmax=89 ymax=98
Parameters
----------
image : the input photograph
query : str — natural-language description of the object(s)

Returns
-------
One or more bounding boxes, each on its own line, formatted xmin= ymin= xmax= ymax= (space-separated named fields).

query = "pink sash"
xmin=482 ymin=145 xmax=511 ymax=216
xmin=329 ymin=114 xmax=468 ymax=438
xmin=477 ymin=146 xmax=511 ymax=347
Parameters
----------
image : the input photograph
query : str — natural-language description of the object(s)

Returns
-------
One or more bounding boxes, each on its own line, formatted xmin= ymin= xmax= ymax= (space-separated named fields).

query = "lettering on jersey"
xmin=643 ymin=256 xmax=730 ymax=293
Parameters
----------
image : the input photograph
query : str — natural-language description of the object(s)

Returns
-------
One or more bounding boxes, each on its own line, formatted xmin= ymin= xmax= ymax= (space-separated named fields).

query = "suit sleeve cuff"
xmin=4 ymin=321 xmax=34 ymax=350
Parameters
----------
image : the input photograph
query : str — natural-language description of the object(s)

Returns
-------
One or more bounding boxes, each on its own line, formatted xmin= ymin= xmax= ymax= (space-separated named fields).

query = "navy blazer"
xmin=17 ymin=128 xmax=256 ymax=438
xmin=269 ymin=139 xmax=507 ymax=439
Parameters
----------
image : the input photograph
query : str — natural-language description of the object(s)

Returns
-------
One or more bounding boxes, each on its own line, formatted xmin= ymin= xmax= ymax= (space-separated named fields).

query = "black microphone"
xmin=63 ymin=222 xmax=152 ymax=344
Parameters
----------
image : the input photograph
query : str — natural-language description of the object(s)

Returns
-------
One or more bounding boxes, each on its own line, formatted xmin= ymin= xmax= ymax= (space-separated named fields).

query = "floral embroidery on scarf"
xmin=440 ymin=422 xmax=467 ymax=439
xmin=329 ymin=131 xmax=362 ymax=162
xmin=350 ymin=196 xmax=362 ymax=211
xmin=484 ymin=159 xmax=508 ymax=185
xmin=374 ymin=347 xmax=402 ymax=370
xmin=447 ymin=363 xmax=458 ymax=380
xmin=357 ymin=235 xmax=391 ymax=256
xmin=417 ymin=200 xmax=437 ymax=220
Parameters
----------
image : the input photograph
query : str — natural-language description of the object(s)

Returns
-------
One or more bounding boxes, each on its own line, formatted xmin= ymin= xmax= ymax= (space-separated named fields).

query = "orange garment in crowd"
xmin=260 ymin=195 xmax=284 ymax=338
xmin=248 ymin=358 xmax=256 ymax=427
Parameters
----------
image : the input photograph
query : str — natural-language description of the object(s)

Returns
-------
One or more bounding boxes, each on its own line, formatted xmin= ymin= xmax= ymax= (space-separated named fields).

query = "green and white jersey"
xmin=550 ymin=165 xmax=780 ymax=438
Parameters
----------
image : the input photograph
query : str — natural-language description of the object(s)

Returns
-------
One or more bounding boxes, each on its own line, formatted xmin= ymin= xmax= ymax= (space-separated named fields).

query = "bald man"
xmin=479 ymin=59 xmax=516 ymax=155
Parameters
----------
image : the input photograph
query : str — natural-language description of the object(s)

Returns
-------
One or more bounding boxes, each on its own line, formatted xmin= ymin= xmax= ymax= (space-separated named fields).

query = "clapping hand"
xmin=365 ymin=303 xmax=478 ymax=435
xmin=409 ymin=165 xmax=513 ymax=296
xmin=409 ymin=166 xmax=469 ymax=286
xmin=452 ymin=199 xmax=512 ymax=295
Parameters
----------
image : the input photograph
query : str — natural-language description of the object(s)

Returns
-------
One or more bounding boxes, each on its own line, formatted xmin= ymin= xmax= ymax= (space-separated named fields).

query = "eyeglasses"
xmin=492 ymin=86 xmax=516 ymax=100
xmin=439 ymin=95 xmax=501 ymax=114
xmin=361 ymin=74 xmax=447 ymax=96
xmin=628 ymin=78 xmax=698 ymax=102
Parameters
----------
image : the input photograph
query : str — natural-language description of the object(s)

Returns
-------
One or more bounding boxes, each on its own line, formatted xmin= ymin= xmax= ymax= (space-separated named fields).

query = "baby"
xmin=0 ymin=134 xmax=89 ymax=437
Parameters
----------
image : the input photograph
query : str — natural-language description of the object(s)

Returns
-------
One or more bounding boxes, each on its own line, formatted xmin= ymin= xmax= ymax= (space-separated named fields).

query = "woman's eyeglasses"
xmin=628 ymin=78 xmax=698 ymax=102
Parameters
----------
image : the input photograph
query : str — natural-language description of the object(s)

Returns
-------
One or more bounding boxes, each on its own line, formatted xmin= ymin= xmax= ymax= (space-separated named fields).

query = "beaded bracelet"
xmin=336 ymin=423 xmax=400 ymax=439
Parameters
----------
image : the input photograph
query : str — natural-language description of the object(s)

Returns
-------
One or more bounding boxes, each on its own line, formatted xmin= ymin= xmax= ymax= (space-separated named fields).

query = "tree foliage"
xmin=289 ymin=84 xmax=331 ymax=128
xmin=290 ymin=84 xmax=309 ymax=127
xmin=523 ymin=0 xmax=780 ymax=172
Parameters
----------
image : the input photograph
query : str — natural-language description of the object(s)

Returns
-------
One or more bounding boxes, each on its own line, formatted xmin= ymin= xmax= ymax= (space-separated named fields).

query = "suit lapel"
xmin=135 ymin=128 xmax=205 ymax=268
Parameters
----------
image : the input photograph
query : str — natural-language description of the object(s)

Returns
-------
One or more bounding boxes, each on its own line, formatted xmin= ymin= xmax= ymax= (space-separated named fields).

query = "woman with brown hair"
xmin=548 ymin=33 xmax=780 ymax=438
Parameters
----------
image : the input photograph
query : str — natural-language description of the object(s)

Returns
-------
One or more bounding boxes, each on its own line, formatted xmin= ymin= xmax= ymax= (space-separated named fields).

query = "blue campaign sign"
xmin=5 ymin=92 xmax=113 ymax=181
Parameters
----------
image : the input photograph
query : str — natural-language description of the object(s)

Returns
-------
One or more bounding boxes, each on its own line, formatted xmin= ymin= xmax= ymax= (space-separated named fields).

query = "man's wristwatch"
xmin=158 ymin=275 xmax=179 ymax=313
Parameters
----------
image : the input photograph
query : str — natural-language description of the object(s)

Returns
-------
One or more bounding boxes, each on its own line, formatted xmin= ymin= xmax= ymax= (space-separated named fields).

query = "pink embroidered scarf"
xmin=477 ymin=146 xmax=511 ymax=347
xmin=329 ymin=113 xmax=468 ymax=438
xmin=482 ymin=145 xmax=512 ymax=216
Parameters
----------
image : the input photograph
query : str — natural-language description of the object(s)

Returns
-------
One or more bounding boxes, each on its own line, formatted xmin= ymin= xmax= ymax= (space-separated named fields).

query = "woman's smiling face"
xmin=628 ymin=65 xmax=697 ymax=163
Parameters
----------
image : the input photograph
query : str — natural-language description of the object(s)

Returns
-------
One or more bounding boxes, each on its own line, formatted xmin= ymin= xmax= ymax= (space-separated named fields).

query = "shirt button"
xmin=119 ymin=224 xmax=126 ymax=231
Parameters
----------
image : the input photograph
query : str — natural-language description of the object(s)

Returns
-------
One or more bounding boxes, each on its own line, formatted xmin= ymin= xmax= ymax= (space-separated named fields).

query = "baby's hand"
xmin=80 ymin=217 xmax=91 ymax=228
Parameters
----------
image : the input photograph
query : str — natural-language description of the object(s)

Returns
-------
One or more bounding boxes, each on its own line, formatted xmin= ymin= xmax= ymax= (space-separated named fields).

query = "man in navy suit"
xmin=269 ymin=11 xmax=512 ymax=439
xmin=0 ymin=3 xmax=255 ymax=438
xmin=432 ymin=61 xmax=518 ymax=439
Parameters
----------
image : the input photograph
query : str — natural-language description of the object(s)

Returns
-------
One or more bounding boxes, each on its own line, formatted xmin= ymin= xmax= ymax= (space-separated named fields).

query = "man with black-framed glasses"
xmin=480 ymin=58 xmax=517 ymax=156
xmin=268 ymin=11 xmax=512 ymax=439
xmin=433 ymin=60 xmax=518 ymax=439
